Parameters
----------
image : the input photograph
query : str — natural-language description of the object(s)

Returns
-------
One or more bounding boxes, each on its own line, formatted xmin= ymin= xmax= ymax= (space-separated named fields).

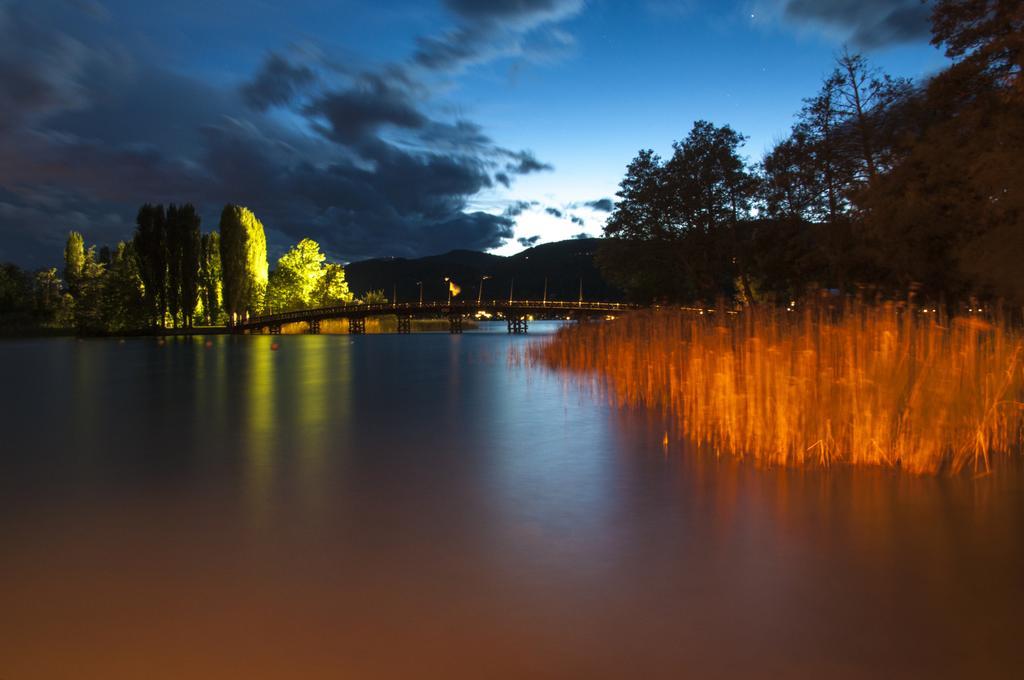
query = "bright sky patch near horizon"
xmin=0 ymin=0 xmax=948 ymax=267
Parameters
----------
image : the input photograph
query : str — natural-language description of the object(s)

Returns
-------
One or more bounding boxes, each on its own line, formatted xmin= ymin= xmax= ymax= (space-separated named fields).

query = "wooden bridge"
xmin=232 ymin=300 xmax=639 ymax=335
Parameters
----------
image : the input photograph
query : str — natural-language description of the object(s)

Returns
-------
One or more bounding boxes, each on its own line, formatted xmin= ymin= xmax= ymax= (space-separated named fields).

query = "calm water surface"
xmin=2 ymin=323 xmax=1023 ymax=679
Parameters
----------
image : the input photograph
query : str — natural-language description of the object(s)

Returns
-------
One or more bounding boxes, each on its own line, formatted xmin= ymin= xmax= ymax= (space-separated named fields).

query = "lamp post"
xmin=416 ymin=281 xmax=423 ymax=306
xmin=478 ymin=275 xmax=491 ymax=306
xmin=509 ymin=278 xmax=514 ymax=305
xmin=543 ymin=277 xmax=548 ymax=306
xmin=578 ymin=277 xmax=583 ymax=307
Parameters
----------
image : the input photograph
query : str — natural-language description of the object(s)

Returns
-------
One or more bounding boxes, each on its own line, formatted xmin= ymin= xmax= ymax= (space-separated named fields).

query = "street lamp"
xmin=478 ymin=275 xmax=491 ymax=305
xmin=416 ymin=281 xmax=423 ymax=306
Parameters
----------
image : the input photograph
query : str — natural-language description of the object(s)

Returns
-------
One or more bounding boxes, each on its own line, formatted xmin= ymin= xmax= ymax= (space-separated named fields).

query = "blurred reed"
xmin=526 ymin=302 xmax=1024 ymax=475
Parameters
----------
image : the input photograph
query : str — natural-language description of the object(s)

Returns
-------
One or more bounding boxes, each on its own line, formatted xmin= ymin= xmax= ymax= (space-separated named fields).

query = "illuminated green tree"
xmin=218 ymin=204 xmax=268 ymax=324
xmin=63 ymin=231 xmax=85 ymax=296
xmin=312 ymin=263 xmax=354 ymax=307
xmin=199 ymin=232 xmax=223 ymax=325
xmin=267 ymin=238 xmax=327 ymax=312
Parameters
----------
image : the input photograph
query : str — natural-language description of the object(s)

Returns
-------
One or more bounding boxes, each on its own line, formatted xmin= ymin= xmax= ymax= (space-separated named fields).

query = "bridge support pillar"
xmin=307 ymin=318 xmax=320 ymax=334
xmin=507 ymin=317 xmax=528 ymax=334
xmin=397 ymin=316 xmax=412 ymax=334
xmin=449 ymin=315 xmax=463 ymax=334
xmin=349 ymin=317 xmax=366 ymax=335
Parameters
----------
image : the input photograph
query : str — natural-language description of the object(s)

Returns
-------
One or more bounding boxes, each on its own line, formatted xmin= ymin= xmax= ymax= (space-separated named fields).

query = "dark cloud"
xmin=415 ymin=0 xmax=582 ymax=73
xmin=306 ymin=81 xmax=428 ymax=147
xmin=0 ymin=1 xmax=551 ymax=267
xmin=443 ymin=0 xmax=583 ymax=24
xmin=570 ymin=215 xmax=584 ymax=226
xmin=572 ymin=232 xmax=593 ymax=240
xmin=506 ymin=150 xmax=554 ymax=174
xmin=504 ymin=200 xmax=537 ymax=217
xmin=241 ymin=53 xmax=317 ymax=111
xmin=544 ymin=207 xmax=564 ymax=218
xmin=517 ymin=235 xmax=541 ymax=247
xmin=782 ymin=0 xmax=933 ymax=47
xmin=584 ymin=198 xmax=614 ymax=212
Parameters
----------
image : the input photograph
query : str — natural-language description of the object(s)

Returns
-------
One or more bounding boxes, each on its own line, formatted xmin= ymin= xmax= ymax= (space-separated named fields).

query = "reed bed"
xmin=528 ymin=302 xmax=1024 ymax=474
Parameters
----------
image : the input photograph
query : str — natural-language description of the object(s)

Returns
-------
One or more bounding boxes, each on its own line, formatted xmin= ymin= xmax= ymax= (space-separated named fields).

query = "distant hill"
xmin=345 ymin=238 xmax=625 ymax=304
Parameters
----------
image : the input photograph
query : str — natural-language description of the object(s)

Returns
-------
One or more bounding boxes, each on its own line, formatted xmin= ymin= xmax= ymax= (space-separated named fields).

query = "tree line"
xmin=598 ymin=0 xmax=1022 ymax=307
xmin=1 ymin=203 xmax=358 ymax=334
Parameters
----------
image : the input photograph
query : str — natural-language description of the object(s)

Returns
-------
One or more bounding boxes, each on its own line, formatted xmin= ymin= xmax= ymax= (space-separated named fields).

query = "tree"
xmin=63 ymin=231 xmax=85 ymax=297
xmin=360 ymin=289 xmax=388 ymax=305
xmin=797 ymin=72 xmax=854 ymax=226
xmin=312 ymin=263 xmax=354 ymax=307
xmin=0 ymin=263 xmax=34 ymax=329
xmin=663 ymin=121 xmax=758 ymax=301
xmin=599 ymin=122 xmax=758 ymax=302
xmin=759 ymin=129 xmax=822 ymax=222
xmin=33 ymin=268 xmax=63 ymax=324
xmin=71 ymin=246 xmax=107 ymax=334
xmin=931 ymin=0 xmax=1023 ymax=99
xmin=219 ymin=204 xmax=268 ymax=325
xmin=165 ymin=205 xmax=183 ymax=327
xmin=199 ymin=232 xmax=223 ymax=325
xmin=133 ymin=204 xmax=167 ymax=328
xmin=176 ymin=205 xmax=202 ymax=328
xmin=99 ymin=242 xmax=148 ymax=333
xmin=834 ymin=50 xmax=913 ymax=183
xmin=598 ymin=149 xmax=696 ymax=301
xmin=266 ymin=238 xmax=327 ymax=312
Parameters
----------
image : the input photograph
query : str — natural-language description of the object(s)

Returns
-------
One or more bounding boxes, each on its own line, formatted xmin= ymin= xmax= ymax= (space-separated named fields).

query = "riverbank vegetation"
xmin=530 ymin=302 xmax=1023 ymax=475
xmin=0 ymin=203 xmax=366 ymax=335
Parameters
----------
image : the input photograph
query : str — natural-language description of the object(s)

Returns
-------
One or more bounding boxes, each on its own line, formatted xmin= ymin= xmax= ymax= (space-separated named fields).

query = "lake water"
xmin=2 ymin=324 xmax=1023 ymax=679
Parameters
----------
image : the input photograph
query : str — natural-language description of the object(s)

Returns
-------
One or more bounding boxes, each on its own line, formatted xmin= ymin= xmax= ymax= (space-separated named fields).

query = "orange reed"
xmin=528 ymin=302 xmax=1024 ymax=474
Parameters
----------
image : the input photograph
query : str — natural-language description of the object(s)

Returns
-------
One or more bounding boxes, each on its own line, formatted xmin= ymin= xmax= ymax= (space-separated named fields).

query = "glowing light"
xmin=526 ymin=302 xmax=1024 ymax=475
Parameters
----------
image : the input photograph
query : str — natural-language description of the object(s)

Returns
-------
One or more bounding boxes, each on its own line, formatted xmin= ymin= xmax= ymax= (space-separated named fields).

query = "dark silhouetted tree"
xmin=133 ymin=204 xmax=167 ymax=328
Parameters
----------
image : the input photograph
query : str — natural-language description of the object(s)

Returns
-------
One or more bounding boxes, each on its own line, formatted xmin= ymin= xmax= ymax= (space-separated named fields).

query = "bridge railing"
xmin=236 ymin=299 xmax=639 ymax=329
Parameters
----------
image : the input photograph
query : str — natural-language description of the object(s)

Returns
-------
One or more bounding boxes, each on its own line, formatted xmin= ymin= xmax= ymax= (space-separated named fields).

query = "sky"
xmin=0 ymin=0 xmax=951 ymax=268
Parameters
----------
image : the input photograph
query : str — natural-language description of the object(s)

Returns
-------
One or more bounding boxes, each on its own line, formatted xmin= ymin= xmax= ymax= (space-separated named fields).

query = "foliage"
xmin=133 ymin=204 xmax=167 ymax=328
xmin=530 ymin=303 xmax=1024 ymax=475
xmin=266 ymin=238 xmax=354 ymax=311
xmin=168 ymin=204 xmax=202 ymax=328
xmin=599 ymin=121 xmax=757 ymax=302
xmin=598 ymin=6 xmax=1023 ymax=306
xmin=360 ymin=289 xmax=388 ymax=305
xmin=219 ymin=204 xmax=268 ymax=324
xmin=312 ymin=263 xmax=353 ymax=307
xmin=63 ymin=232 xmax=85 ymax=296
xmin=266 ymin=238 xmax=327 ymax=312
xmin=199 ymin=232 xmax=223 ymax=325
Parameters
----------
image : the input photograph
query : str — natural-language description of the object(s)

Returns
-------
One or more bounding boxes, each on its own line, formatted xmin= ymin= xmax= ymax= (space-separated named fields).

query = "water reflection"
xmin=0 ymin=333 xmax=1022 ymax=678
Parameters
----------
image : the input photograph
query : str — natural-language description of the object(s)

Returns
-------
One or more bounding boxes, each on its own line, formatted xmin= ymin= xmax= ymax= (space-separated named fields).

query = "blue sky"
xmin=0 ymin=0 xmax=949 ymax=266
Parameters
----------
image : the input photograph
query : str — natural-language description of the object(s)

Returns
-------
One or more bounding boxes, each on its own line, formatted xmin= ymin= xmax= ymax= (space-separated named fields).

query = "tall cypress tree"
xmin=165 ymin=204 xmax=183 ymax=328
xmin=199 ymin=231 xmax=223 ymax=325
xmin=219 ymin=204 xmax=268 ymax=325
xmin=63 ymin=231 xmax=85 ymax=298
xmin=178 ymin=204 xmax=202 ymax=328
xmin=133 ymin=204 xmax=167 ymax=328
